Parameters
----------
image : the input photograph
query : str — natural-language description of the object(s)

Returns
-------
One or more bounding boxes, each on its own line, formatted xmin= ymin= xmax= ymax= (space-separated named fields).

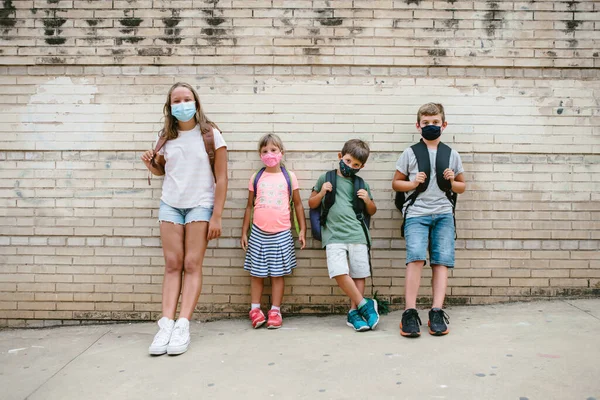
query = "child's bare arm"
xmin=392 ymin=170 xmax=425 ymax=192
xmin=308 ymin=183 xmax=331 ymax=209
xmin=357 ymin=189 xmax=377 ymax=216
xmin=292 ymin=189 xmax=306 ymax=249
xmin=447 ymin=170 xmax=466 ymax=194
xmin=240 ymin=190 xmax=253 ymax=250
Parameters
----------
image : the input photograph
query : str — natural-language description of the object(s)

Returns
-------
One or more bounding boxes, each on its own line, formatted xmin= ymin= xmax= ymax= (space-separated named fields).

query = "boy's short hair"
xmin=341 ymin=139 xmax=370 ymax=165
xmin=417 ymin=103 xmax=445 ymax=124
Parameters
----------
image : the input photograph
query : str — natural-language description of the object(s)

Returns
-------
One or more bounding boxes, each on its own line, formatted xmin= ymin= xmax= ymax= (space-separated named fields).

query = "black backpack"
xmin=394 ymin=140 xmax=457 ymax=238
xmin=310 ymin=170 xmax=371 ymax=245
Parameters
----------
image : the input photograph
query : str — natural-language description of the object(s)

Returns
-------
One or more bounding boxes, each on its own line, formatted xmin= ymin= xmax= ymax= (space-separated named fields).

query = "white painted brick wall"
xmin=0 ymin=1 xmax=599 ymax=326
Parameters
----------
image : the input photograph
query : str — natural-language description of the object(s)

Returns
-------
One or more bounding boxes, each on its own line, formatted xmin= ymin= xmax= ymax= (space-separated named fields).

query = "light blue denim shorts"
xmin=404 ymin=213 xmax=455 ymax=268
xmin=158 ymin=201 xmax=213 ymax=225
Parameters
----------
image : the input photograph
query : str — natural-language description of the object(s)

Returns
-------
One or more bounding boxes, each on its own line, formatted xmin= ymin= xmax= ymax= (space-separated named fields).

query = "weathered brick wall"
xmin=0 ymin=1 xmax=599 ymax=327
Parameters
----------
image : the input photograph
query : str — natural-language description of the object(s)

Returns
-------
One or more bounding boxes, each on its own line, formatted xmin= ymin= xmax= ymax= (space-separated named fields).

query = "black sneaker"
xmin=400 ymin=308 xmax=421 ymax=337
xmin=428 ymin=308 xmax=450 ymax=336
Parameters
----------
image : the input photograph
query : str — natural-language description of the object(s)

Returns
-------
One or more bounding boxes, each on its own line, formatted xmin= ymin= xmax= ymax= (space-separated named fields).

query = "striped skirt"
xmin=244 ymin=225 xmax=297 ymax=278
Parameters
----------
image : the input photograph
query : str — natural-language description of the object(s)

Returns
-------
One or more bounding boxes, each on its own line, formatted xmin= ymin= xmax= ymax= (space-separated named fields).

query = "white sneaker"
xmin=148 ymin=317 xmax=174 ymax=355
xmin=167 ymin=318 xmax=190 ymax=355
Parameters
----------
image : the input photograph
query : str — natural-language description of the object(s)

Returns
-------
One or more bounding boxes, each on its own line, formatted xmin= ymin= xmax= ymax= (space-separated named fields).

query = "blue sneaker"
xmin=358 ymin=298 xmax=379 ymax=329
xmin=346 ymin=310 xmax=369 ymax=332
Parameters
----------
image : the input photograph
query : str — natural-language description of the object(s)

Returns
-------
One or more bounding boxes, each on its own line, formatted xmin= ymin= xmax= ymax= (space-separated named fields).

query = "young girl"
xmin=241 ymin=134 xmax=306 ymax=329
xmin=141 ymin=82 xmax=228 ymax=355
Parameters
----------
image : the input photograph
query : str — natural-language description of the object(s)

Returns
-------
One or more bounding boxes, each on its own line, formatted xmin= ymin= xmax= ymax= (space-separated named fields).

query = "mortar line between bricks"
xmin=24 ymin=329 xmax=112 ymax=400
xmin=562 ymin=299 xmax=600 ymax=322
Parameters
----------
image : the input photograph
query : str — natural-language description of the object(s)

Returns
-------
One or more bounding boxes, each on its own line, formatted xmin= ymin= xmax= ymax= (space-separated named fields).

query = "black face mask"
xmin=421 ymin=125 xmax=441 ymax=141
xmin=339 ymin=159 xmax=360 ymax=177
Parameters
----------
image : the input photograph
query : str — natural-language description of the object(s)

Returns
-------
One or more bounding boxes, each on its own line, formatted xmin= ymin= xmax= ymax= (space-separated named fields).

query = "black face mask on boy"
xmin=421 ymin=125 xmax=442 ymax=141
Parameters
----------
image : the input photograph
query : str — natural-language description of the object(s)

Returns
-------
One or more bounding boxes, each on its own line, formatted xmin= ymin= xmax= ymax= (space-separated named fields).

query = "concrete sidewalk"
xmin=1 ymin=299 xmax=599 ymax=400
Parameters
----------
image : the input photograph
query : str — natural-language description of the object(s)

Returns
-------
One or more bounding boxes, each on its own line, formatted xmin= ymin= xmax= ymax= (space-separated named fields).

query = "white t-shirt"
xmin=157 ymin=125 xmax=227 ymax=209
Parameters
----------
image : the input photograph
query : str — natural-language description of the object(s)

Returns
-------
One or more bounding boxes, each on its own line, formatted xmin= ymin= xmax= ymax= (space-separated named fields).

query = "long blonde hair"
xmin=160 ymin=82 xmax=220 ymax=140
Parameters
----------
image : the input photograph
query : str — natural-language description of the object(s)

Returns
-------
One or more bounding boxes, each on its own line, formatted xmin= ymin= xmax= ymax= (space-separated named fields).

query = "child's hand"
xmin=443 ymin=168 xmax=455 ymax=182
xmin=357 ymin=189 xmax=370 ymax=204
xmin=413 ymin=172 xmax=427 ymax=188
xmin=140 ymin=150 xmax=154 ymax=168
xmin=298 ymin=229 xmax=306 ymax=250
xmin=241 ymin=235 xmax=248 ymax=251
xmin=320 ymin=182 xmax=333 ymax=195
xmin=415 ymin=172 xmax=427 ymax=183
xmin=207 ymin=215 xmax=222 ymax=241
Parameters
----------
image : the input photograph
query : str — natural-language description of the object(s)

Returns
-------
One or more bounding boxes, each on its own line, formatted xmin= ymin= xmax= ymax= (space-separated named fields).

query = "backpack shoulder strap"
xmin=324 ymin=170 xmax=337 ymax=209
xmin=150 ymin=135 xmax=167 ymax=168
xmin=411 ymin=139 xmax=430 ymax=192
xmin=321 ymin=170 xmax=337 ymax=227
xmin=436 ymin=142 xmax=458 ymax=239
xmin=280 ymin=165 xmax=293 ymax=203
xmin=400 ymin=140 xmax=430 ymax=236
xmin=352 ymin=176 xmax=366 ymax=217
xmin=281 ymin=166 xmax=301 ymax=235
xmin=148 ymin=134 xmax=167 ymax=185
xmin=200 ymin=123 xmax=216 ymax=174
xmin=252 ymin=167 xmax=267 ymax=205
xmin=436 ymin=142 xmax=452 ymax=193
xmin=353 ymin=176 xmax=372 ymax=251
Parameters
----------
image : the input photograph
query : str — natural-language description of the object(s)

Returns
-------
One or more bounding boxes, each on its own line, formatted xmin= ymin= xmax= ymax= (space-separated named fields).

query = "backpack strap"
xmin=280 ymin=165 xmax=293 ymax=204
xmin=353 ymin=175 xmax=374 ymax=294
xmin=253 ymin=166 xmax=293 ymax=204
xmin=436 ymin=142 xmax=452 ymax=192
xmin=252 ymin=167 xmax=267 ymax=205
xmin=147 ymin=134 xmax=167 ymax=185
xmin=352 ymin=176 xmax=371 ymax=247
xmin=436 ymin=142 xmax=458 ymax=239
xmin=321 ymin=170 xmax=337 ymax=227
xmin=200 ymin=122 xmax=216 ymax=178
xmin=412 ymin=139 xmax=431 ymax=191
xmin=281 ymin=165 xmax=300 ymax=234
xmin=401 ymin=140 xmax=430 ymax=236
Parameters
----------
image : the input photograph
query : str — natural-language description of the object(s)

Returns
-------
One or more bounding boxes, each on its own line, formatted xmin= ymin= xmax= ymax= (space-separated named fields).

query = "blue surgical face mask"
xmin=421 ymin=124 xmax=442 ymax=141
xmin=339 ymin=159 xmax=360 ymax=178
xmin=171 ymin=101 xmax=196 ymax=122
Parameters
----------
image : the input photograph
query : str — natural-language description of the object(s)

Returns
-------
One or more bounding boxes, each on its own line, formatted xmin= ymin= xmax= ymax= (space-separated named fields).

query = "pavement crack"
xmin=563 ymin=300 xmax=600 ymax=322
xmin=24 ymin=329 xmax=112 ymax=400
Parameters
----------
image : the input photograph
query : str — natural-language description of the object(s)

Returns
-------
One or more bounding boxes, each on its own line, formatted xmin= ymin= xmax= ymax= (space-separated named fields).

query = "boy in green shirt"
xmin=309 ymin=139 xmax=379 ymax=331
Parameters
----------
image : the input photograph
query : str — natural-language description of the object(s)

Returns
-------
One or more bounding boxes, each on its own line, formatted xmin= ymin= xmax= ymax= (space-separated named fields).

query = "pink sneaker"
xmin=249 ymin=308 xmax=266 ymax=329
xmin=266 ymin=309 xmax=282 ymax=329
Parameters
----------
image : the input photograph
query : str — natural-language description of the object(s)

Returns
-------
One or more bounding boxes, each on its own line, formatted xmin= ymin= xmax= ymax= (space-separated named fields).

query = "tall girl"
xmin=241 ymin=134 xmax=306 ymax=329
xmin=141 ymin=82 xmax=228 ymax=355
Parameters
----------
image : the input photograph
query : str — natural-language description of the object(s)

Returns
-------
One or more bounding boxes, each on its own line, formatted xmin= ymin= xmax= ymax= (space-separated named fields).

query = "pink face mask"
xmin=260 ymin=152 xmax=283 ymax=167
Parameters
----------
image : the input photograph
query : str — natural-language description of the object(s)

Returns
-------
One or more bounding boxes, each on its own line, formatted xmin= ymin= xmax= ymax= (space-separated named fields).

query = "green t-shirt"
xmin=313 ymin=172 xmax=373 ymax=248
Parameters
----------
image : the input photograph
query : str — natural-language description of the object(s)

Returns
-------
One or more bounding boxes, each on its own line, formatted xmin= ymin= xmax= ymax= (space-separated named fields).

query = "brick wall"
xmin=0 ymin=1 xmax=599 ymax=327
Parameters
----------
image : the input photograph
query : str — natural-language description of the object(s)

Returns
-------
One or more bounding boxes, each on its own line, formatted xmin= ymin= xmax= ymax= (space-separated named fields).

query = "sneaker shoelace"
xmin=251 ymin=310 xmax=263 ymax=322
xmin=349 ymin=312 xmax=362 ymax=324
xmin=405 ymin=311 xmax=422 ymax=330
xmin=431 ymin=310 xmax=450 ymax=326
xmin=154 ymin=327 xmax=171 ymax=343
xmin=171 ymin=325 xmax=187 ymax=342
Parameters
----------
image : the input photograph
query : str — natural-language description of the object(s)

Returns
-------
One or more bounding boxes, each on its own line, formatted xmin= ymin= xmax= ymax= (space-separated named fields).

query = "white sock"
xmin=271 ymin=305 xmax=280 ymax=312
xmin=251 ymin=303 xmax=261 ymax=310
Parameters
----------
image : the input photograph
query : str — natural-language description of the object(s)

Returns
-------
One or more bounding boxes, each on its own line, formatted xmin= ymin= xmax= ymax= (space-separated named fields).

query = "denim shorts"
xmin=404 ymin=213 xmax=455 ymax=268
xmin=158 ymin=201 xmax=213 ymax=225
